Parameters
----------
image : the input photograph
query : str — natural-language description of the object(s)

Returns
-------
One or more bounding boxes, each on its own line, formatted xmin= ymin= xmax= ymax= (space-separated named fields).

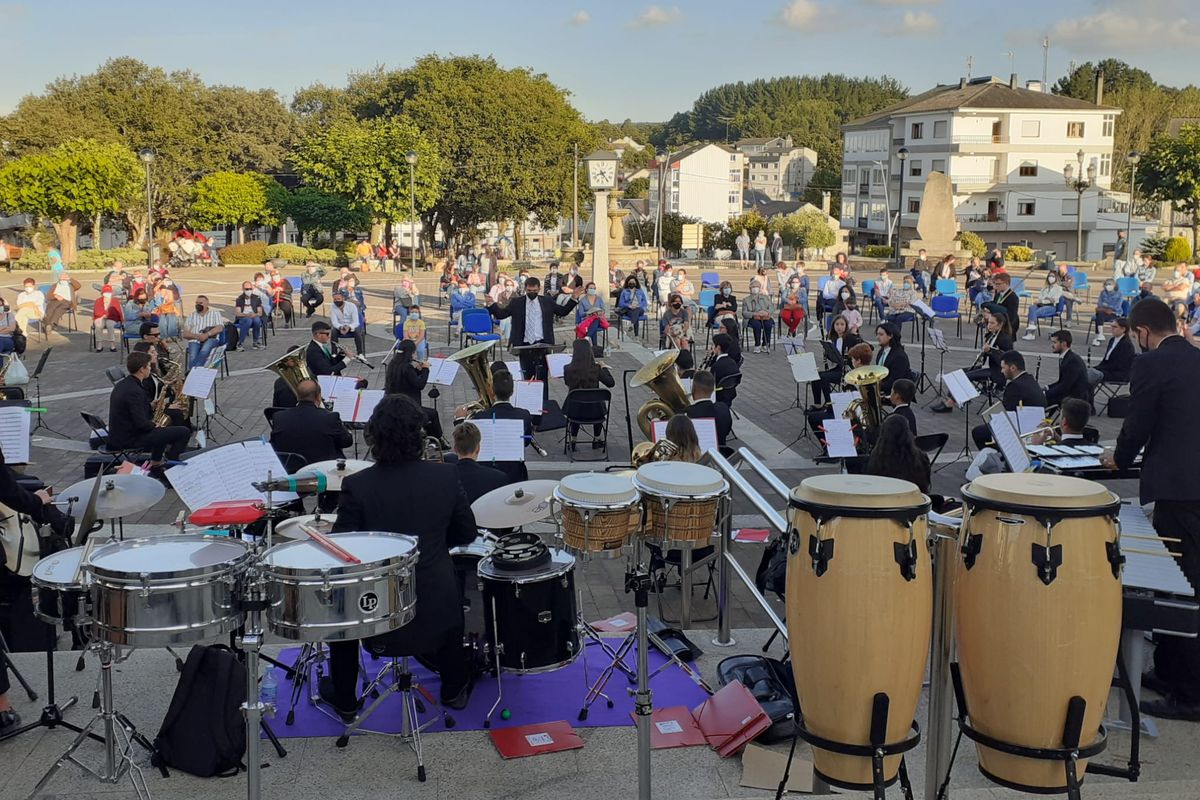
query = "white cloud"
xmin=567 ymin=10 xmax=590 ymax=26
xmin=629 ymin=5 xmax=682 ymax=28
xmin=1050 ymin=9 xmax=1200 ymax=50
xmin=897 ymin=9 xmax=940 ymax=35
xmin=777 ymin=0 xmax=821 ymax=29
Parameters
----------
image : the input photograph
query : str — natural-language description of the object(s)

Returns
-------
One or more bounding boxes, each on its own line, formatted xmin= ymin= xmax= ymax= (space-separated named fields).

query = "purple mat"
xmin=264 ymin=640 xmax=710 ymax=738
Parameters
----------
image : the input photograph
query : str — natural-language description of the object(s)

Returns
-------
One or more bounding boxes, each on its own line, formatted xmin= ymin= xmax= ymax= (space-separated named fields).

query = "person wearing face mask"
xmin=330 ymin=290 xmax=365 ymax=357
xmin=15 ymin=279 xmax=45 ymax=339
xmin=741 ymin=282 xmax=774 ymax=353
xmin=884 ymin=276 xmax=916 ymax=334
xmin=154 ymin=276 xmax=181 ymax=339
xmin=655 ymin=266 xmax=674 ymax=307
xmin=1162 ymin=262 xmax=1194 ymax=304
xmin=0 ymin=297 xmax=19 ymax=356
xmin=449 ymin=279 xmax=477 ymax=329
xmin=659 ymin=292 xmax=692 ymax=351
xmin=1092 ymin=279 xmax=1125 ymax=345
xmin=488 ymin=276 xmax=578 ymax=380
xmin=234 ymin=282 xmax=265 ymax=351
xmin=779 ymin=278 xmax=806 ymax=343
xmin=750 ymin=266 xmax=771 ymax=296
xmin=183 ymin=295 xmax=224 ymax=369
xmin=670 ymin=268 xmax=696 ymax=305
xmin=402 ymin=304 xmax=427 ymax=360
xmin=91 ymin=284 xmax=125 ymax=353
xmin=300 ymin=261 xmax=327 ymax=317
xmin=616 ymin=276 xmax=648 ymax=337
xmin=544 ymin=261 xmax=566 ymax=298
xmin=42 ymin=271 xmax=80 ymax=334
xmin=707 ymin=281 xmax=737 ymax=328
xmin=574 ymin=282 xmax=609 ymax=346
xmin=1021 ymin=272 xmax=1064 ymax=340
xmin=836 ymin=287 xmax=863 ymax=334
xmin=268 ymin=270 xmax=294 ymax=326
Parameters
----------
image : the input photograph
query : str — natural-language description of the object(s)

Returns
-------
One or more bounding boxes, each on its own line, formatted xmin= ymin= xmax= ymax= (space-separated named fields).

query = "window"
xmin=730 ymin=154 xmax=738 ymax=161
xmin=908 ymin=199 xmax=921 ymax=213
xmin=870 ymin=202 xmax=886 ymax=221
xmin=910 ymin=122 xmax=924 ymax=140
xmin=1099 ymin=153 xmax=1112 ymax=177
xmin=933 ymin=121 xmax=947 ymax=138
xmin=842 ymin=200 xmax=856 ymax=218
xmin=843 ymin=167 xmax=856 ymax=184
xmin=1067 ymin=121 xmax=1085 ymax=138
xmin=872 ymin=167 xmax=883 ymax=185
xmin=1103 ymin=114 xmax=1115 ymax=136
xmin=909 ymin=160 xmax=923 ymax=177
xmin=932 ymin=159 xmax=946 ymax=174
xmin=1062 ymin=198 xmax=1079 ymax=215
xmin=1017 ymin=201 xmax=1036 ymax=216
xmin=729 ymin=194 xmax=739 ymax=205
xmin=1021 ymin=120 xmax=1041 ymax=137
xmin=729 ymin=169 xmax=741 ymax=181
xmin=1019 ymin=161 xmax=1038 ymax=177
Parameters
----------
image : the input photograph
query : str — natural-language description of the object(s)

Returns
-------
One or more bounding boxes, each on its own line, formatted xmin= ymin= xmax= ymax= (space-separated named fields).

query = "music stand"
xmin=28 ymin=347 xmax=65 ymax=438
xmin=910 ymin=300 xmax=936 ymax=394
xmin=935 ymin=369 xmax=980 ymax=473
xmin=775 ymin=352 xmax=819 ymax=452
xmin=927 ymin=325 xmax=950 ymax=398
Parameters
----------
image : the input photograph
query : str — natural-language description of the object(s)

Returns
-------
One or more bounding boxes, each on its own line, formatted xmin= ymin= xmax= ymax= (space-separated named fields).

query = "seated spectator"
xmin=617 ymin=276 xmax=648 ymax=336
xmin=885 ymin=276 xmax=917 ymax=332
xmin=707 ymin=281 xmax=737 ymax=328
xmin=92 ymin=284 xmax=125 ymax=353
xmin=1162 ymin=262 xmax=1194 ymax=304
xmin=330 ymin=289 xmax=364 ymax=356
xmin=1022 ymin=273 xmax=1064 ymax=340
xmin=403 ymin=304 xmax=428 ymax=360
xmin=574 ymin=282 xmax=609 ymax=345
xmin=660 ymin=292 xmax=691 ymax=350
xmin=741 ymin=283 xmax=774 ymax=354
xmin=234 ymin=280 xmax=265 ymax=351
xmin=14 ymin=278 xmax=45 ymax=335
xmin=449 ymin=281 xmax=476 ymax=327
xmin=1091 ymin=279 xmax=1124 ymax=345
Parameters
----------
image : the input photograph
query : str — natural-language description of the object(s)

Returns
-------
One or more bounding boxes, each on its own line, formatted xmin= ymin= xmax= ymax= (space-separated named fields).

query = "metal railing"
xmin=952 ymin=134 xmax=1007 ymax=144
xmin=956 ymin=213 xmax=1006 ymax=223
xmin=951 ymin=174 xmax=997 ymax=186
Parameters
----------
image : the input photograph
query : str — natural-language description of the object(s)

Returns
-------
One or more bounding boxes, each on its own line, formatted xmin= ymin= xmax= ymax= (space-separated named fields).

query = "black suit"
xmin=272 ymin=377 xmax=297 ymax=409
xmin=875 ymin=345 xmax=911 ymax=395
xmin=1114 ymin=335 xmax=1200 ymax=703
xmin=269 ymin=402 xmax=353 ymax=466
xmin=470 ymin=402 xmax=533 ymax=484
xmin=305 ymin=339 xmax=346 ymax=377
xmin=106 ymin=374 xmax=189 ymax=461
xmin=488 ymin=294 xmax=577 ymax=379
xmin=711 ymin=354 xmax=740 ymax=405
xmin=328 ymin=461 xmax=477 ymax=706
xmin=455 ymin=458 xmax=509 ymax=503
xmin=1096 ymin=335 xmax=1134 ymax=383
xmin=686 ymin=399 xmax=733 ymax=447
xmin=890 ymin=403 xmax=918 ymax=435
xmin=972 ymin=372 xmax=1046 ymax=450
xmin=1045 ymin=349 xmax=1090 ymax=407
xmin=966 ymin=331 xmax=1013 ymax=388
xmin=994 ymin=289 xmax=1020 ymax=338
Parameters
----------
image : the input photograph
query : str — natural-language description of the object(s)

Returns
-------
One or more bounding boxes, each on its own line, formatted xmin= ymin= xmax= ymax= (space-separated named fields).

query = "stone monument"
xmin=586 ymin=192 xmax=656 ymax=272
xmin=902 ymin=172 xmax=971 ymax=260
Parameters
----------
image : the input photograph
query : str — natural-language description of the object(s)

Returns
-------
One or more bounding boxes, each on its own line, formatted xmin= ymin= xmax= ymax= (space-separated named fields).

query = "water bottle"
xmin=260 ymin=665 xmax=278 ymax=707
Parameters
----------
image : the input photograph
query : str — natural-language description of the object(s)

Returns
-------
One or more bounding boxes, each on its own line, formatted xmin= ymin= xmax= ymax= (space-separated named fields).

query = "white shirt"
xmin=52 ymin=281 xmax=72 ymax=302
xmin=17 ymin=289 xmax=45 ymax=314
xmin=822 ymin=278 xmax=845 ymax=300
xmin=524 ymin=295 xmax=543 ymax=344
xmin=185 ymin=308 xmax=224 ymax=335
xmin=331 ymin=301 xmax=360 ymax=330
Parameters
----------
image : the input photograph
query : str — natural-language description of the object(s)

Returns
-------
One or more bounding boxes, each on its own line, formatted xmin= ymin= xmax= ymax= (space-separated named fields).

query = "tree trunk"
xmin=295 ymin=229 xmax=305 ymax=247
xmin=237 ymin=225 xmax=246 ymax=245
xmin=93 ymin=213 xmax=104 ymax=250
xmin=125 ymin=211 xmax=147 ymax=253
xmin=52 ymin=216 xmax=80 ymax=264
xmin=370 ymin=222 xmax=385 ymax=245
xmin=1193 ymin=205 xmax=1199 ymax=260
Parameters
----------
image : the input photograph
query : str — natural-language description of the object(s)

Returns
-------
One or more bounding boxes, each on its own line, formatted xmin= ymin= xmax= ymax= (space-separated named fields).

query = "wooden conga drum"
xmin=786 ymin=475 xmax=931 ymax=789
xmin=956 ymin=473 xmax=1122 ymax=792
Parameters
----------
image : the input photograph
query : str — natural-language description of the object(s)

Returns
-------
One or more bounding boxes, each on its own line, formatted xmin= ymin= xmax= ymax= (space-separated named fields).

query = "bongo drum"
xmin=553 ymin=472 xmax=641 ymax=558
xmin=786 ymin=474 xmax=931 ymax=790
xmin=633 ymin=461 xmax=727 ymax=549
xmin=956 ymin=473 xmax=1121 ymax=792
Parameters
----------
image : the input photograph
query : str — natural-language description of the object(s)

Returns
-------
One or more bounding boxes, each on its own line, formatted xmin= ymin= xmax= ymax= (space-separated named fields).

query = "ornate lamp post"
xmin=1064 ymin=149 xmax=1097 ymax=261
xmin=138 ymin=148 xmax=156 ymax=269
xmin=1124 ymin=150 xmax=1141 ymax=253
xmin=405 ymin=150 xmax=418 ymax=272
xmin=894 ymin=147 xmax=909 ymax=270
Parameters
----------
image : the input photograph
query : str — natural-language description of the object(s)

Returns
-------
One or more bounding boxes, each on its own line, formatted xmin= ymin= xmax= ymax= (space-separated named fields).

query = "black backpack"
xmin=716 ymin=654 xmax=798 ymax=744
xmin=152 ymin=644 xmax=247 ymax=777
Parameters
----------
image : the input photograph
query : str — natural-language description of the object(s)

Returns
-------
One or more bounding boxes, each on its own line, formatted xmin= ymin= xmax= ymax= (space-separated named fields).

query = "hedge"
xmin=219 ymin=241 xmax=269 ymax=265
xmin=262 ymin=243 xmax=338 ymax=264
xmin=1163 ymin=236 xmax=1193 ymax=264
xmin=956 ymin=231 xmax=986 ymax=258
xmin=1005 ymin=245 xmax=1034 ymax=262
xmin=861 ymin=245 xmax=894 ymax=258
xmin=11 ymin=246 xmax=147 ymax=271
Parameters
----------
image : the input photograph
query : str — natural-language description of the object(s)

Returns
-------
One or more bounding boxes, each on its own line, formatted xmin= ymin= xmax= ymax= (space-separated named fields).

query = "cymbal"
xmin=274 ymin=513 xmax=336 ymax=541
xmin=471 ymin=480 xmax=558 ymax=529
xmin=297 ymin=459 xmax=372 ymax=492
xmin=59 ymin=474 xmax=166 ymax=520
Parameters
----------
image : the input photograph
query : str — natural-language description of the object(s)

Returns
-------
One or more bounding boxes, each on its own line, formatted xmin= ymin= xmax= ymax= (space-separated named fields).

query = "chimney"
xmin=959 ymin=77 xmax=967 ymax=89
xmin=821 ymin=191 xmax=831 ymax=216
xmin=1095 ymin=70 xmax=1105 ymax=105
xmin=1009 ymin=73 xmax=1018 ymax=90
xmin=1026 ymin=80 xmax=1043 ymax=93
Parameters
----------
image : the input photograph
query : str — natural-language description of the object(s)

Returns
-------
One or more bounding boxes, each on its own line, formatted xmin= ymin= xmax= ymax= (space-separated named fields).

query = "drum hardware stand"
xmin=0 ymin=619 xmax=99 ymax=747
xmin=283 ymin=642 xmax=326 ymax=725
xmin=26 ymin=641 xmax=151 ymax=800
xmin=629 ymin=538 xmax=654 ymax=800
xmin=1089 ymin=645 xmax=1142 ymax=782
xmin=0 ymin=628 xmax=37 ymax=702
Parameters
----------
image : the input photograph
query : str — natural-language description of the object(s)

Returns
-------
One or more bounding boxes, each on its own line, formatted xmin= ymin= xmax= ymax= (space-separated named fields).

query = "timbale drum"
xmin=478 ymin=548 xmax=579 ymax=674
xmin=786 ymin=474 xmax=931 ymax=789
xmin=30 ymin=547 xmax=91 ymax=626
xmin=956 ymin=473 xmax=1122 ymax=792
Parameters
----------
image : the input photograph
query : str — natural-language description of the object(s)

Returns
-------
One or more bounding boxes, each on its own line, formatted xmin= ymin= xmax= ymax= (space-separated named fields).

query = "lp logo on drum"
xmin=358 ymin=593 xmax=379 ymax=614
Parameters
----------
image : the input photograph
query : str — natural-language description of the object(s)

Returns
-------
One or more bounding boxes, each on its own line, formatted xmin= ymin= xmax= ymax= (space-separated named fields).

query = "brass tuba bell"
xmin=630 ymin=350 xmax=690 ymax=439
xmin=842 ymin=364 xmax=888 ymax=438
xmin=264 ymin=349 xmax=314 ymax=401
xmin=447 ymin=339 xmax=497 ymax=418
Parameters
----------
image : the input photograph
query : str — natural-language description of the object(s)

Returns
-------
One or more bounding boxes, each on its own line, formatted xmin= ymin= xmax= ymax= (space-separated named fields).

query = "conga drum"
xmin=956 ymin=473 xmax=1121 ymax=792
xmin=786 ymin=475 xmax=931 ymax=789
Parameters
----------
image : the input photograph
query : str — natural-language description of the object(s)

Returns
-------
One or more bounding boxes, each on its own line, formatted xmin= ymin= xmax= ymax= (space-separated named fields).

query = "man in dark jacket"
xmin=710 ymin=333 xmax=740 ymax=406
xmin=305 ymin=321 xmax=347 ymax=376
xmin=488 ymin=277 xmax=577 ymax=379
xmin=971 ymin=350 xmax=1045 ymax=450
xmin=452 ymin=421 xmax=509 ymax=501
xmin=1044 ymin=330 xmax=1091 ymax=407
xmin=106 ymin=351 xmax=190 ymax=465
xmin=269 ymin=379 xmax=352 ymax=466
xmin=1105 ymin=299 xmax=1200 ymax=720
xmin=1089 ymin=317 xmax=1135 ymax=387
xmin=685 ymin=370 xmax=733 ymax=447
xmin=469 ymin=370 xmax=533 ymax=484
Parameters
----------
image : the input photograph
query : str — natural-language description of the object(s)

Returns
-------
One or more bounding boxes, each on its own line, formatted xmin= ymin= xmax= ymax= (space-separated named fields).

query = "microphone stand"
xmin=622 ymin=368 xmax=636 ymax=465
xmin=29 ymin=347 xmax=66 ymax=438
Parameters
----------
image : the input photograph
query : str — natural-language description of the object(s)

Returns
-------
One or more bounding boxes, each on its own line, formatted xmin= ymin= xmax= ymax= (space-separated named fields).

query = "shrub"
xmin=1139 ymin=234 xmax=1168 ymax=261
xmin=1005 ymin=245 xmax=1034 ymax=263
xmin=263 ymin=243 xmax=312 ymax=263
xmin=956 ymin=231 xmax=986 ymax=258
xmin=861 ymin=245 xmax=894 ymax=258
xmin=12 ymin=252 xmax=50 ymax=270
xmin=72 ymin=247 xmax=148 ymax=270
xmin=310 ymin=248 xmax=338 ymax=264
xmin=1163 ymin=236 xmax=1193 ymax=264
xmin=219 ymin=241 xmax=269 ymax=265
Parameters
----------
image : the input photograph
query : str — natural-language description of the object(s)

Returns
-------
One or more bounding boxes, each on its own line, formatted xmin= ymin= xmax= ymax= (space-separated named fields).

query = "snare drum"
xmin=30 ymin=547 xmax=91 ymax=626
xmin=273 ymin=514 xmax=335 ymax=541
xmin=88 ymin=535 xmax=252 ymax=647
xmin=554 ymin=472 xmax=641 ymax=558
xmin=479 ymin=549 xmax=579 ymax=673
xmin=633 ymin=461 xmax=728 ymax=549
xmin=262 ymin=531 xmax=418 ymax=642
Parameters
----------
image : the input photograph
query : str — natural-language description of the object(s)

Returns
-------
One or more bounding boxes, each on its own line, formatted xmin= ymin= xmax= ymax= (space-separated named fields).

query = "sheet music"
xmin=511 ymin=381 xmax=544 ymax=415
xmin=475 ymin=418 xmax=526 ymax=462
xmin=317 ymin=375 xmax=359 ymax=401
xmin=823 ymin=418 xmax=858 ymax=458
xmin=0 ymin=406 xmax=32 ymax=464
xmin=943 ymin=369 xmax=980 ymax=404
xmin=787 ymin=351 xmax=820 ymax=383
xmin=1002 ymin=406 xmax=1044 ymax=436
xmin=165 ymin=440 xmax=298 ymax=512
xmin=331 ymin=389 xmax=384 ymax=423
xmin=988 ymin=411 xmax=1030 ymax=473
xmin=911 ymin=298 xmax=935 ymax=318
xmin=426 ymin=358 xmax=460 ymax=387
xmin=830 ymin=391 xmax=858 ymax=419
xmin=679 ymin=377 xmax=693 ymax=395
xmin=545 ymin=353 xmax=571 ymax=379
xmin=928 ymin=326 xmax=948 ymax=352
xmin=652 ymin=417 xmax=718 ymax=453
xmin=204 ymin=344 xmax=226 ymax=369
xmin=182 ymin=366 xmax=218 ymax=399
xmin=505 ymin=360 xmax=522 ymax=377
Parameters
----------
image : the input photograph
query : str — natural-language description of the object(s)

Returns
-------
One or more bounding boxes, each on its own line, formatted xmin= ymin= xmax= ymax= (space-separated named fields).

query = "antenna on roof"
xmin=1042 ymin=37 xmax=1049 ymax=87
xmin=1001 ymin=51 xmax=1015 ymax=75
xmin=966 ymin=55 xmax=974 ymax=81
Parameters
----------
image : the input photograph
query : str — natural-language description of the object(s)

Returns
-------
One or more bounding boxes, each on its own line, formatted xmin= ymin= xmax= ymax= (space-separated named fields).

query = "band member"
xmin=271 ymin=345 xmax=303 ymax=409
xmin=468 ymin=370 xmax=532 ymax=484
xmin=1103 ymin=298 xmax=1200 ymax=720
xmin=888 ymin=378 xmax=918 ymax=435
xmin=305 ymin=321 xmax=348 ymax=376
xmin=969 ymin=350 xmax=1045 ymax=451
xmin=969 ymin=308 xmax=1013 ymax=388
xmin=106 ymin=352 xmax=190 ymax=469
xmin=864 ymin=415 xmax=930 ymax=494
xmin=137 ymin=322 xmax=171 ymax=374
xmin=1031 ymin=397 xmax=1094 ymax=446
xmin=1088 ymin=317 xmax=1135 ymax=388
xmin=991 ymin=273 xmax=1019 ymax=339
xmin=685 ymin=369 xmax=732 ymax=448
xmin=321 ymin=395 xmax=476 ymax=720
xmin=1043 ymin=330 xmax=1090 ymax=408
xmin=810 ymin=314 xmax=862 ymax=408
xmin=131 ymin=342 xmax=191 ymax=430
xmin=488 ymin=277 xmax=577 ymax=380
xmin=710 ymin=333 xmax=739 ymax=407
xmin=451 ymin=421 xmax=508 ymax=503
xmin=873 ymin=322 xmax=910 ymax=396
xmin=384 ymin=339 xmax=442 ymax=441
xmin=269 ymin=379 xmax=352 ymax=467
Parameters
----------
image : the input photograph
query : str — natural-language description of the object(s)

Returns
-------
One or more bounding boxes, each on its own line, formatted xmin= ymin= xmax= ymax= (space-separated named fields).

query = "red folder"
xmin=692 ymin=680 xmax=771 ymax=757
xmin=591 ymin=612 xmax=637 ymax=633
xmin=489 ymin=720 xmax=584 ymax=759
xmin=629 ymin=706 xmax=708 ymax=750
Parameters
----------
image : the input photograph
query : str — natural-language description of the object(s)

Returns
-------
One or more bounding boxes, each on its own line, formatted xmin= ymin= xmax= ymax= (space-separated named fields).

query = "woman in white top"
xmin=753 ymin=230 xmax=768 ymax=268
xmin=1021 ymin=273 xmax=1065 ymax=340
xmin=14 ymin=279 xmax=45 ymax=335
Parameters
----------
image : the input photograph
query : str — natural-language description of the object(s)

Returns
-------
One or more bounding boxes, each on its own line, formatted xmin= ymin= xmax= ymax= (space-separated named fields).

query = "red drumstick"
xmin=299 ymin=524 xmax=361 ymax=565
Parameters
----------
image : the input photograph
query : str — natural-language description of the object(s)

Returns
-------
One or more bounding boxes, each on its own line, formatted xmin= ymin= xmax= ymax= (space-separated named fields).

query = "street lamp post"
xmin=1063 ymin=148 xmax=1096 ymax=261
xmin=405 ymin=151 xmax=418 ymax=272
xmin=894 ymin=147 xmax=909 ymax=271
xmin=653 ymin=149 xmax=672 ymax=262
xmin=138 ymin=148 xmax=155 ymax=269
xmin=1124 ymin=150 xmax=1141 ymax=255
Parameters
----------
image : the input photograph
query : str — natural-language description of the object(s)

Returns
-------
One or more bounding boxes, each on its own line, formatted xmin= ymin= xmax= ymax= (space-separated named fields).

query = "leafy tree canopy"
xmin=623 ymin=177 xmax=649 ymax=199
xmin=1139 ymin=125 xmax=1200 ymax=257
xmin=190 ymin=172 xmax=287 ymax=234
xmin=285 ymin=187 xmax=371 ymax=239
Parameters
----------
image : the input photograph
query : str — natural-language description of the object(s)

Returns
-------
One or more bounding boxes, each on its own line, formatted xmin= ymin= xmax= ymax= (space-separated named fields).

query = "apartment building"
xmin=736 ymin=137 xmax=819 ymax=202
xmin=647 ymin=143 xmax=744 ymax=224
xmin=840 ymin=75 xmax=1154 ymax=260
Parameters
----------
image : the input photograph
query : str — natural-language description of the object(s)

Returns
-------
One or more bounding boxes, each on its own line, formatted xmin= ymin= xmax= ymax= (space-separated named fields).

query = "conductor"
xmin=488 ymin=276 xmax=577 ymax=380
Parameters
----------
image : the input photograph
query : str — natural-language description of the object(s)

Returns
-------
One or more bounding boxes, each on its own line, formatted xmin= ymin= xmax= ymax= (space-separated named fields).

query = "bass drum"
xmin=479 ymin=548 xmax=579 ymax=674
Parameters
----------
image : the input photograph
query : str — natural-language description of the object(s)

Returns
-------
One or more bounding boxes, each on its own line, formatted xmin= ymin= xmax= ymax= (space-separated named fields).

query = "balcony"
xmin=952 ymin=175 xmax=999 ymax=188
xmin=956 ymin=213 xmax=1006 ymax=224
xmin=952 ymin=134 xmax=1007 ymax=145
xmin=858 ymin=184 xmax=870 ymax=196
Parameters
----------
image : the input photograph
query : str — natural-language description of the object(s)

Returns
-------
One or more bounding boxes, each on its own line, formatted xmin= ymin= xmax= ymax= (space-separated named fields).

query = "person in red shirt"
xmin=92 ymin=284 xmax=125 ymax=353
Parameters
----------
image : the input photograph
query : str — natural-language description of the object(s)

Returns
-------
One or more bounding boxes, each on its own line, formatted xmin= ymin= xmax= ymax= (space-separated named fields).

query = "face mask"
xmin=136 ymin=296 xmax=147 ymax=304
xmin=751 ymin=287 xmax=760 ymax=295
xmin=103 ymin=293 xmax=112 ymax=302
xmin=671 ymin=302 xmax=682 ymax=310
xmin=411 ymin=312 xmax=420 ymax=320
xmin=526 ymin=291 xmax=538 ymax=300
xmin=195 ymin=303 xmax=204 ymax=312
xmin=840 ymin=292 xmax=850 ymax=300
xmin=243 ymin=289 xmax=253 ymax=296
xmin=335 ymin=301 xmax=344 ymax=307
xmin=903 ymin=282 xmax=912 ymax=290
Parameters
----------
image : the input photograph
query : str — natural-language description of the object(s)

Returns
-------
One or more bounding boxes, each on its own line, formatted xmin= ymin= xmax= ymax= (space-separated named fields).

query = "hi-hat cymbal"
xmin=471 ymin=480 xmax=558 ymax=529
xmin=59 ymin=474 xmax=166 ymax=520
xmin=297 ymin=459 xmax=372 ymax=492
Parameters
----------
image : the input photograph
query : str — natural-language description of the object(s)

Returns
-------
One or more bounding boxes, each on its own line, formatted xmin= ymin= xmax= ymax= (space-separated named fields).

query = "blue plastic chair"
xmin=286 ymin=277 xmax=302 ymax=292
xmin=460 ymin=307 xmax=500 ymax=350
xmin=862 ymin=279 xmax=877 ymax=323
xmin=700 ymin=271 xmax=720 ymax=290
xmin=930 ymin=294 xmax=962 ymax=337
xmin=1116 ymin=277 xmax=1140 ymax=300
xmin=1072 ymin=271 xmax=1090 ymax=302
xmin=1032 ymin=296 xmax=1069 ymax=335
xmin=934 ymin=278 xmax=960 ymax=298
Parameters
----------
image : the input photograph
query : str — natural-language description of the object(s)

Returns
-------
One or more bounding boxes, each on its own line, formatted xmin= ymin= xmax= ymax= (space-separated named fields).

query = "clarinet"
xmin=1034 ymin=355 xmax=1043 ymax=382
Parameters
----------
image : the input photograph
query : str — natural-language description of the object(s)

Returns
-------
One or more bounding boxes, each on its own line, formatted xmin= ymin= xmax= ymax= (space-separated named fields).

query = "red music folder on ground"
xmin=692 ymin=680 xmax=771 ymax=757
xmin=628 ymin=706 xmax=708 ymax=750
xmin=489 ymin=720 xmax=584 ymax=759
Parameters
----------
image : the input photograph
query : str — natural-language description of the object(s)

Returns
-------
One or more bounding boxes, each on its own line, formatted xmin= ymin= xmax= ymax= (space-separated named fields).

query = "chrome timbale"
xmin=87 ymin=535 xmax=252 ymax=647
xmin=262 ymin=531 xmax=418 ymax=642
xmin=30 ymin=546 xmax=92 ymax=626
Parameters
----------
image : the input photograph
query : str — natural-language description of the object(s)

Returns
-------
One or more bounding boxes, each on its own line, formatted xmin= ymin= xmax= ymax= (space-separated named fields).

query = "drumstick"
xmin=1122 ymin=547 xmax=1182 ymax=559
xmin=299 ymin=524 xmax=361 ymax=565
xmin=1123 ymin=533 xmax=1183 ymax=544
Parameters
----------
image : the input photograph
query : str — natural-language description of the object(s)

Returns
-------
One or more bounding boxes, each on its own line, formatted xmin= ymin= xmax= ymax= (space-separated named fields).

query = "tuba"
xmin=842 ymin=364 xmax=888 ymax=440
xmin=630 ymin=350 xmax=690 ymax=439
xmin=265 ymin=348 xmax=314 ymax=402
xmin=631 ymin=438 xmax=680 ymax=467
xmin=448 ymin=339 xmax=497 ymax=418
xmin=153 ymin=342 xmax=190 ymax=427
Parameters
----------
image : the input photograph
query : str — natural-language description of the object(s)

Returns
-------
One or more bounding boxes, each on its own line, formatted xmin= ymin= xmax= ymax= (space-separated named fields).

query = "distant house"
xmin=735 ymin=136 xmax=818 ymax=201
xmin=606 ymin=136 xmax=646 ymax=157
xmin=647 ymin=143 xmax=744 ymax=224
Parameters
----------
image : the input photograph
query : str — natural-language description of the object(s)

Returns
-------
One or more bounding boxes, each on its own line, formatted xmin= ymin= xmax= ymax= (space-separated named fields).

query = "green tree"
xmin=780 ymin=207 xmax=836 ymax=254
xmin=716 ymin=210 xmax=770 ymax=250
xmin=1163 ymin=236 xmax=1193 ymax=263
xmin=620 ymin=147 xmax=655 ymax=172
xmin=1052 ymin=60 xmax=1157 ymax=100
xmin=623 ymin=177 xmax=649 ymax=199
xmin=0 ymin=138 xmax=141 ymax=263
xmin=190 ymin=172 xmax=287 ymax=243
xmin=285 ymin=187 xmax=371 ymax=244
xmin=956 ymin=230 xmax=986 ymax=258
xmin=1139 ymin=125 xmax=1200 ymax=258
xmin=659 ymin=212 xmax=699 ymax=256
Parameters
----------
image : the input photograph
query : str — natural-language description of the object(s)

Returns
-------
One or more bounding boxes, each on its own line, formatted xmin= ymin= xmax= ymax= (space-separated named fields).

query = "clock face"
xmin=589 ymin=161 xmax=615 ymax=189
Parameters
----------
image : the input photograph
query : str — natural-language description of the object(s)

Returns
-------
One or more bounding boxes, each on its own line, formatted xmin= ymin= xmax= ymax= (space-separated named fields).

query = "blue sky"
xmin=1 ymin=0 xmax=1196 ymax=122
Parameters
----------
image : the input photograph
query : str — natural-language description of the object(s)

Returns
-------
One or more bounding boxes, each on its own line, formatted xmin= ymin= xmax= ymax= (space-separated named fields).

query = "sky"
xmin=1 ymin=0 xmax=1197 ymax=122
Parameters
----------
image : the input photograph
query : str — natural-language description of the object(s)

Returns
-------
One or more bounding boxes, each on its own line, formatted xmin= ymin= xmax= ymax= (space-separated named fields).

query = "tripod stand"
xmin=936 ymin=397 xmax=974 ymax=473
xmin=29 ymin=347 xmax=66 ymax=438
xmin=0 ymin=619 xmax=99 ymax=747
xmin=913 ymin=312 xmax=935 ymax=394
xmin=0 ymin=628 xmax=37 ymax=702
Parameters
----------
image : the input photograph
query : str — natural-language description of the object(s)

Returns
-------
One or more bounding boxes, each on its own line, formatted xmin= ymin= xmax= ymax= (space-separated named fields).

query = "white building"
xmin=736 ymin=136 xmax=819 ymax=201
xmin=840 ymin=75 xmax=1155 ymax=260
xmin=647 ymin=143 xmax=744 ymax=224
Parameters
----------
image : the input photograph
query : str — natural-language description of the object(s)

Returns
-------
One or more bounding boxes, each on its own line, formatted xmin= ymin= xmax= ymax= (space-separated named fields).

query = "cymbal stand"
xmin=239 ymin=545 xmax=271 ymax=800
xmin=629 ymin=535 xmax=654 ymax=800
xmin=284 ymin=642 xmax=327 ymax=726
xmin=26 ymin=642 xmax=150 ymax=800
